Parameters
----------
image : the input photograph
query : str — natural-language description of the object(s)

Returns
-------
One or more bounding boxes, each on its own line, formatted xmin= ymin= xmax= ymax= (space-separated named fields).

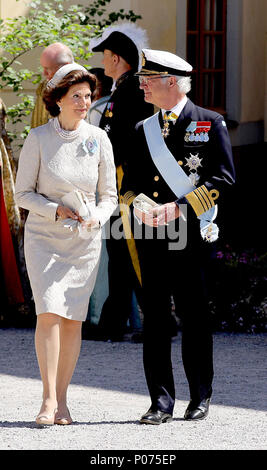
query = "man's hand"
xmin=134 ymin=202 xmax=181 ymax=227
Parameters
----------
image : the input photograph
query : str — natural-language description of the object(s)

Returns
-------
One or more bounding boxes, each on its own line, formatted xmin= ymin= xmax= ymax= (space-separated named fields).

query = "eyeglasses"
xmin=138 ymin=76 xmax=167 ymax=85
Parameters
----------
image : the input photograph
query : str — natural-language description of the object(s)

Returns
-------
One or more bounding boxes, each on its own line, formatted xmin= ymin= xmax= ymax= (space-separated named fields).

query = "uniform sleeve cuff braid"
xmin=183 ymin=185 xmax=219 ymax=217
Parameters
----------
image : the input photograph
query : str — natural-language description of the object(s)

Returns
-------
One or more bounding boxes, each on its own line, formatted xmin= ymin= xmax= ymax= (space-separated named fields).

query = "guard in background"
xmin=121 ymin=49 xmax=235 ymax=423
xmin=87 ymin=68 xmax=113 ymax=127
xmin=90 ymin=24 xmax=154 ymax=341
xmin=85 ymin=68 xmax=113 ymax=337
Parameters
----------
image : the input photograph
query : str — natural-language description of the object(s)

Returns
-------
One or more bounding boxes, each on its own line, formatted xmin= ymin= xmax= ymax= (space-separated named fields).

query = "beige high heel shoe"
xmin=35 ymin=408 xmax=57 ymax=426
xmin=54 ymin=408 xmax=73 ymax=425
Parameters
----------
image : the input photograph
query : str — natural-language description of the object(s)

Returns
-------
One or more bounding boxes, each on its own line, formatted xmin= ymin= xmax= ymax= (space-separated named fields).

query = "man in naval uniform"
xmin=121 ymin=49 xmax=235 ymax=423
xmin=90 ymin=25 xmax=154 ymax=341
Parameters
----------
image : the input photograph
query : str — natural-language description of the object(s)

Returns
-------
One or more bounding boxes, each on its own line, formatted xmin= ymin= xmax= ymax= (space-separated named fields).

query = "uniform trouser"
xmin=136 ymin=235 xmax=214 ymax=415
xmin=98 ymin=214 xmax=143 ymax=337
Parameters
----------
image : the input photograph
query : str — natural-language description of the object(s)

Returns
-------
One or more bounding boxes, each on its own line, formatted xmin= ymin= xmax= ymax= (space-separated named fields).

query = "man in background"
xmin=31 ymin=42 xmax=74 ymax=128
xmin=90 ymin=24 xmax=154 ymax=341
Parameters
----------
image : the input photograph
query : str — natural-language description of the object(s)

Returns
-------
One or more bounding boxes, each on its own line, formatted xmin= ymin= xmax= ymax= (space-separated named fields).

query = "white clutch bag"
xmin=61 ymin=190 xmax=99 ymax=239
xmin=61 ymin=190 xmax=90 ymax=218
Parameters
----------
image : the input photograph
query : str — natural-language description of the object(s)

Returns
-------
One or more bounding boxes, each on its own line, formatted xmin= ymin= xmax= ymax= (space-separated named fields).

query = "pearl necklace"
xmin=53 ymin=117 xmax=82 ymax=140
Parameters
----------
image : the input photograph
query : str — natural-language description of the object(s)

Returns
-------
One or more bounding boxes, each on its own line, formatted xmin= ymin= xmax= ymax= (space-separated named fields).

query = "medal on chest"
xmin=184 ymin=121 xmax=211 ymax=142
xmin=105 ymin=102 xmax=114 ymax=118
xmin=185 ymin=153 xmax=202 ymax=186
xmin=161 ymin=112 xmax=178 ymax=138
xmin=161 ymin=121 xmax=170 ymax=138
xmin=104 ymin=124 xmax=111 ymax=134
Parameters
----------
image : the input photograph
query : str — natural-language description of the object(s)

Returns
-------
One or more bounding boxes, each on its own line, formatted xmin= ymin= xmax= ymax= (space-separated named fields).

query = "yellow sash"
xmin=117 ymin=165 xmax=142 ymax=285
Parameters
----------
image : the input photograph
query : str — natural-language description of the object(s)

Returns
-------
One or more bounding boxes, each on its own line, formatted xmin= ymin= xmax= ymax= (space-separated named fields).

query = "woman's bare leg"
xmin=55 ymin=318 xmax=82 ymax=422
xmin=34 ymin=313 xmax=61 ymax=418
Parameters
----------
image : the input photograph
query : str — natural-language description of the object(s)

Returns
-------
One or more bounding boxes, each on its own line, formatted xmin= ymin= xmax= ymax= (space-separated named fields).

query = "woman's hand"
xmin=80 ymin=217 xmax=100 ymax=231
xmin=56 ymin=205 xmax=83 ymax=223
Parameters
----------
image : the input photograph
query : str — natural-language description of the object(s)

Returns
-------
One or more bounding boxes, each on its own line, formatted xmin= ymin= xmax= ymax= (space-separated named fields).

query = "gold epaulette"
xmin=185 ymin=185 xmax=219 ymax=216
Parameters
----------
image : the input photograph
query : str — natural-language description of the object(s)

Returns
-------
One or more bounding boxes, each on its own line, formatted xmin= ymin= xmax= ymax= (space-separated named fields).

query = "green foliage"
xmin=81 ymin=0 xmax=141 ymax=27
xmin=0 ymin=0 xmax=141 ymax=146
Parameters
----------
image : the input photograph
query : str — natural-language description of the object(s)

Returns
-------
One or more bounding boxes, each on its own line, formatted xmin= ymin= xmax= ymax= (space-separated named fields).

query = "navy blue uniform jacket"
xmin=121 ymin=98 xmax=235 ymax=244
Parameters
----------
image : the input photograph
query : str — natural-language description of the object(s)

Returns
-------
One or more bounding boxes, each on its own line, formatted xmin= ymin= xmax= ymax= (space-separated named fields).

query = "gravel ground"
xmin=0 ymin=328 xmax=266 ymax=453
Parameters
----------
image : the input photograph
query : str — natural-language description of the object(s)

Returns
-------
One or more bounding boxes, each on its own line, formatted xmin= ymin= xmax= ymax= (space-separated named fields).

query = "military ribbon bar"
xmin=195 ymin=121 xmax=211 ymax=134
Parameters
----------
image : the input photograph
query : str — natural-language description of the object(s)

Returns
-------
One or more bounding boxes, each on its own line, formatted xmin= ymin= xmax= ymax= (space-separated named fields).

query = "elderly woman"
xmin=15 ymin=63 xmax=117 ymax=426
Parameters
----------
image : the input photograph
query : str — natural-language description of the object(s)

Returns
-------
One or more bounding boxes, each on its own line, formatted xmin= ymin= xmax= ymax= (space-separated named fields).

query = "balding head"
xmin=40 ymin=42 xmax=74 ymax=80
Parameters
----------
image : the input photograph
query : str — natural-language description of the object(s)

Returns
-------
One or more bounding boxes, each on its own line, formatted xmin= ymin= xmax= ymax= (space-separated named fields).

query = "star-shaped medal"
xmin=104 ymin=124 xmax=111 ymax=133
xmin=185 ymin=153 xmax=202 ymax=171
xmin=161 ymin=121 xmax=170 ymax=138
xmin=161 ymin=127 xmax=170 ymax=138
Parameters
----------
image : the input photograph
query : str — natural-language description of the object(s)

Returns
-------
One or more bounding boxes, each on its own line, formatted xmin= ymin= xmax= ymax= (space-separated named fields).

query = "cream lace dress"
xmin=15 ymin=118 xmax=117 ymax=321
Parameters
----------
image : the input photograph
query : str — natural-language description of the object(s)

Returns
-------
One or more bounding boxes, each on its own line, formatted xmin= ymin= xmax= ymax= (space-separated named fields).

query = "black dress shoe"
xmin=140 ymin=409 xmax=173 ymax=425
xmin=184 ymin=398 xmax=210 ymax=421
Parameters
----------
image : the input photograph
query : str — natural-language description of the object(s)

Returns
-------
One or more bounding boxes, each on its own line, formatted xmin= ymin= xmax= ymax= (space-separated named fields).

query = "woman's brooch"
xmin=82 ymin=138 xmax=98 ymax=155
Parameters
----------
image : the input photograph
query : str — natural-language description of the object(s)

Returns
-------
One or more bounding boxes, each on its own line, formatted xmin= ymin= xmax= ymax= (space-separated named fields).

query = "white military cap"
xmin=136 ymin=48 xmax=193 ymax=76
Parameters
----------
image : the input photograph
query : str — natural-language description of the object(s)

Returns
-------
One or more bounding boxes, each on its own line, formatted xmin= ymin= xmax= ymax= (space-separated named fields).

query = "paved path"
xmin=0 ymin=328 xmax=266 ymax=452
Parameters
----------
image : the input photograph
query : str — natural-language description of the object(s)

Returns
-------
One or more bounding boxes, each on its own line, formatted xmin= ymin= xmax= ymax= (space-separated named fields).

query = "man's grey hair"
xmin=174 ymin=76 xmax=191 ymax=94
xmin=161 ymin=75 xmax=191 ymax=94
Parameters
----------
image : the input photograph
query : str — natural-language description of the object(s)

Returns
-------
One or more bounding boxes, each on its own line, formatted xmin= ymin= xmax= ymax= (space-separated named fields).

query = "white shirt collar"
xmin=161 ymin=95 xmax=188 ymax=118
